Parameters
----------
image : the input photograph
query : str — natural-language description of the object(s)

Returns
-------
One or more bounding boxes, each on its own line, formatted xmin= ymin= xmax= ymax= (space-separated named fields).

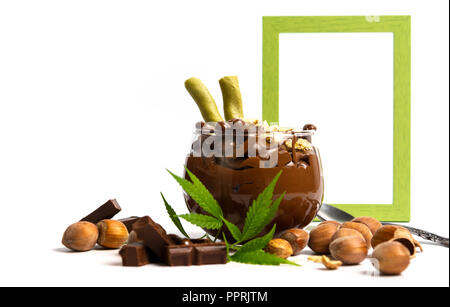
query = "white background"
xmin=0 ymin=0 xmax=448 ymax=287
xmin=280 ymin=33 xmax=393 ymax=204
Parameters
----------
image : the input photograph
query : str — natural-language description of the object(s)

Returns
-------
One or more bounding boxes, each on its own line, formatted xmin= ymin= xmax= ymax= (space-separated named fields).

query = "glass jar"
xmin=183 ymin=120 xmax=324 ymax=241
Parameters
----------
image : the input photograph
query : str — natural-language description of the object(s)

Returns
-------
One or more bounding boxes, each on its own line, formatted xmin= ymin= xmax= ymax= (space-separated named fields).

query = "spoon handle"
xmin=382 ymin=222 xmax=449 ymax=248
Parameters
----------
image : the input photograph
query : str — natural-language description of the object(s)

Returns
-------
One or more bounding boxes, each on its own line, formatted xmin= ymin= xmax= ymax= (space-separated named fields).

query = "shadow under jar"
xmin=184 ymin=122 xmax=324 ymax=242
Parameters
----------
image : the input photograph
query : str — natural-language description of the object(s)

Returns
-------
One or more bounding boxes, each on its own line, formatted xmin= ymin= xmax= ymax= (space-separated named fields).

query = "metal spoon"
xmin=317 ymin=204 xmax=449 ymax=248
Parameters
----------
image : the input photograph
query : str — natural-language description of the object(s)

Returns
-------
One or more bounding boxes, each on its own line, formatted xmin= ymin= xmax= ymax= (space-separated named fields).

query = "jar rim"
xmin=194 ymin=128 xmax=315 ymax=136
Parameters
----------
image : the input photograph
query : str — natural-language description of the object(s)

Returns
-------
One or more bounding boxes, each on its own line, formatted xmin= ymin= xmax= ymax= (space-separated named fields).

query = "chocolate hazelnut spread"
xmin=184 ymin=121 xmax=324 ymax=241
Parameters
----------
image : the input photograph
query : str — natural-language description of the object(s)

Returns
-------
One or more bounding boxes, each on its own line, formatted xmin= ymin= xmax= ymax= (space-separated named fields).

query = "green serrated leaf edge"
xmin=167 ymin=168 xmax=223 ymax=219
xmin=160 ymin=192 xmax=190 ymax=238
xmin=234 ymin=224 xmax=276 ymax=255
xmin=178 ymin=213 xmax=223 ymax=230
xmin=221 ymin=217 xmax=242 ymax=242
xmin=184 ymin=167 xmax=223 ymax=218
xmin=230 ymin=250 xmax=299 ymax=266
xmin=240 ymin=171 xmax=283 ymax=241
xmin=261 ymin=191 xmax=286 ymax=227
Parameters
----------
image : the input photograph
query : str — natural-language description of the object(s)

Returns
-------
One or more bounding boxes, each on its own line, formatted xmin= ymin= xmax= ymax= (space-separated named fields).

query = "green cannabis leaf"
xmin=161 ymin=192 xmax=190 ymax=238
xmin=221 ymin=217 xmax=242 ymax=242
xmin=178 ymin=213 xmax=222 ymax=230
xmin=167 ymin=168 xmax=223 ymax=219
xmin=234 ymin=224 xmax=276 ymax=255
xmin=261 ymin=191 xmax=285 ymax=227
xmin=230 ymin=250 xmax=299 ymax=266
xmin=240 ymin=171 xmax=283 ymax=242
xmin=166 ymin=168 xmax=297 ymax=266
xmin=222 ymin=233 xmax=231 ymax=262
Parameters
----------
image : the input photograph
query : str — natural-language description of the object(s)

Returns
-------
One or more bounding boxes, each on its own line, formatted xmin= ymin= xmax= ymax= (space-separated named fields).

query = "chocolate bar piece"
xmin=165 ymin=245 xmax=194 ymax=266
xmin=164 ymin=234 xmax=226 ymax=266
xmin=164 ymin=242 xmax=227 ymax=266
xmin=168 ymin=234 xmax=212 ymax=245
xmin=80 ymin=199 xmax=121 ymax=224
xmin=132 ymin=216 xmax=174 ymax=260
xmin=119 ymin=243 xmax=152 ymax=267
xmin=118 ymin=216 xmax=140 ymax=232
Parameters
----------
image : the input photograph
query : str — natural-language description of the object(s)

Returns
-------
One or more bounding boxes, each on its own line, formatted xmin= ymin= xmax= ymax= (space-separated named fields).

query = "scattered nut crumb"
xmin=307 ymin=256 xmax=323 ymax=263
xmin=308 ymin=255 xmax=342 ymax=270
xmin=321 ymin=255 xmax=342 ymax=270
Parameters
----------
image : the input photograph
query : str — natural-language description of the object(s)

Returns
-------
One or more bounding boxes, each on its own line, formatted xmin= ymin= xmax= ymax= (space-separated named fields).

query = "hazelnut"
xmin=371 ymin=241 xmax=410 ymax=275
xmin=280 ymin=228 xmax=309 ymax=255
xmin=318 ymin=220 xmax=342 ymax=228
xmin=351 ymin=216 xmax=382 ymax=235
xmin=341 ymin=222 xmax=372 ymax=249
xmin=329 ymin=236 xmax=368 ymax=265
xmin=331 ymin=228 xmax=365 ymax=243
xmin=264 ymin=238 xmax=293 ymax=259
xmin=97 ymin=219 xmax=129 ymax=249
xmin=308 ymin=223 xmax=340 ymax=254
xmin=62 ymin=221 xmax=99 ymax=252
xmin=371 ymin=225 xmax=422 ymax=257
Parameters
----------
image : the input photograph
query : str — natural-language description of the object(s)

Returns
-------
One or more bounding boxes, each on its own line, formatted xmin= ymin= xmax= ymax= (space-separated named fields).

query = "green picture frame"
xmin=262 ymin=16 xmax=411 ymax=221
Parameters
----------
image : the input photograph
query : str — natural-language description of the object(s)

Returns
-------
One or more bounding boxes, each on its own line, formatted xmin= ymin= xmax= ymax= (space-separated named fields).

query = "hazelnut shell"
xmin=62 ymin=221 xmax=99 ymax=252
xmin=330 ymin=236 xmax=368 ymax=265
xmin=280 ymin=228 xmax=309 ymax=255
xmin=264 ymin=238 xmax=293 ymax=259
xmin=352 ymin=216 xmax=382 ymax=235
xmin=341 ymin=222 xmax=373 ymax=249
xmin=371 ymin=241 xmax=410 ymax=275
xmin=318 ymin=220 xmax=342 ymax=228
xmin=97 ymin=219 xmax=129 ymax=249
xmin=371 ymin=225 xmax=420 ymax=257
xmin=331 ymin=228 xmax=365 ymax=243
xmin=308 ymin=223 xmax=340 ymax=254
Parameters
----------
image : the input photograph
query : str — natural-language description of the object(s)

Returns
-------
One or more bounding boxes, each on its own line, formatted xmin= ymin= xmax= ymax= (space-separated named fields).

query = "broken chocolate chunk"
xmin=119 ymin=243 xmax=153 ymax=267
xmin=118 ymin=216 xmax=140 ymax=232
xmin=164 ymin=242 xmax=227 ymax=266
xmin=132 ymin=216 xmax=174 ymax=260
xmin=80 ymin=199 xmax=121 ymax=224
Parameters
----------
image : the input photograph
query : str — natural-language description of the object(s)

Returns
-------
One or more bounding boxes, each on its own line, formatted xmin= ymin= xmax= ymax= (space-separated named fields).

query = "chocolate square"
xmin=119 ymin=243 xmax=152 ymax=267
xmin=164 ymin=246 xmax=194 ymax=266
xmin=164 ymin=241 xmax=227 ymax=266
xmin=194 ymin=244 xmax=227 ymax=265
xmin=132 ymin=216 xmax=174 ymax=260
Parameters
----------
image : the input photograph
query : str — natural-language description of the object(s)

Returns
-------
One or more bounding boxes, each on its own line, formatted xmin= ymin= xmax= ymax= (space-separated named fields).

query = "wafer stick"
xmin=185 ymin=77 xmax=223 ymax=122
xmin=219 ymin=76 xmax=244 ymax=120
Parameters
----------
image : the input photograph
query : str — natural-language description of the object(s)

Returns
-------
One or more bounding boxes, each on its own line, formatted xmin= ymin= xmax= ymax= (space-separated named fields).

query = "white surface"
xmin=0 ymin=0 xmax=448 ymax=287
xmin=280 ymin=33 xmax=394 ymax=204
xmin=1 ymin=225 xmax=447 ymax=287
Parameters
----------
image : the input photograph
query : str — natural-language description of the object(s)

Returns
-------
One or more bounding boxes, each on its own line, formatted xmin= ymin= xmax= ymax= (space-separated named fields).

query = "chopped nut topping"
xmin=275 ymin=126 xmax=294 ymax=132
xmin=295 ymin=138 xmax=313 ymax=151
xmin=243 ymin=118 xmax=259 ymax=125
xmin=285 ymin=138 xmax=312 ymax=152
xmin=284 ymin=139 xmax=293 ymax=149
